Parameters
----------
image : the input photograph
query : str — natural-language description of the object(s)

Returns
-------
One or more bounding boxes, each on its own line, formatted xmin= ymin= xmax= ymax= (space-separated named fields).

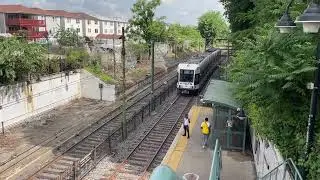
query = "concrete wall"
xmin=0 ymin=70 xmax=115 ymax=129
xmin=80 ymin=70 xmax=115 ymax=101
xmin=251 ymin=128 xmax=289 ymax=179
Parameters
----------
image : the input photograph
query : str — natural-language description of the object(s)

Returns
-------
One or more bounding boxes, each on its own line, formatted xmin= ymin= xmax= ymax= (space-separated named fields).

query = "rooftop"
xmin=202 ymin=79 xmax=240 ymax=109
xmin=0 ymin=4 xmax=122 ymax=21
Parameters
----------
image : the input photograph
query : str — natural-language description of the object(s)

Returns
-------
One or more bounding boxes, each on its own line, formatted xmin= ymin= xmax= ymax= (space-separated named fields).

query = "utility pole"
xmin=174 ymin=43 xmax=177 ymax=60
xmin=120 ymin=27 xmax=127 ymax=139
xmin=113 ymin=35 xmax=116 ymax=79
xmin=151 ymin=41 xmax=155 ymax=94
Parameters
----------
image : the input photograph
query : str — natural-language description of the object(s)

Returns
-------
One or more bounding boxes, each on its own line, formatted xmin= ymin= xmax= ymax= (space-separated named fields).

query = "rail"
xmin=258 ymin=158 xmax=303 ymax=180
xmin=27 ymin=77 xmax=178 ymax=180
xmin=209 ymin=139 xmax=222 ymax=180
xmin=108 ymin=95 xmax=192 ymax=180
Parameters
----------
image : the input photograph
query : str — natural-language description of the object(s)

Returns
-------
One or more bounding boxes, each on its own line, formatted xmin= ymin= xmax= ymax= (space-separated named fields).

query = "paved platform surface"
xmin=161 ymin=105 xmax=256 ymax=180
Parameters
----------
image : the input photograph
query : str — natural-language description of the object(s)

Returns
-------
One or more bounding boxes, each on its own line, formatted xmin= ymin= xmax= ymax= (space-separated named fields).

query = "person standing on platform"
xmin=182 ymin=114 xmax=190 ymax=139
xmin=201 ymin=117 xmax=211 ymax=148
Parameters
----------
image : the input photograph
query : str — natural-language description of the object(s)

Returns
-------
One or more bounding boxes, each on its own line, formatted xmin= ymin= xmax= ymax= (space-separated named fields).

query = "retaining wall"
xmin=251 ymin=128 xmax=285 ymax=178
xmin=0 ymin=70 xmax=115 ymax=129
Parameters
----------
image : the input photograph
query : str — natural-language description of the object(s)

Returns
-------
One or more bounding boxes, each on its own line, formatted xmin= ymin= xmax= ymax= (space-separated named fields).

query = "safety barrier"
xmin=259 ymin=158 xmax=303 ymax=180
xmin=209 ymin=139 xmax=222 ymax=180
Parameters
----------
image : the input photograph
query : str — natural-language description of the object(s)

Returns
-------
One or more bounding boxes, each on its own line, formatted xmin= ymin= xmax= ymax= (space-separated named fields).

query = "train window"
xmin=195 ymin=74 xmax=200 ymax=85
xmin=180 ymin=70 xmax=194 ymax=82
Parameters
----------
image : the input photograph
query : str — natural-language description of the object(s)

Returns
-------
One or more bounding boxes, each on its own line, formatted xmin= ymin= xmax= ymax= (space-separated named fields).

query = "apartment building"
xmin=0 ymin=4 xmax=129 ymax=41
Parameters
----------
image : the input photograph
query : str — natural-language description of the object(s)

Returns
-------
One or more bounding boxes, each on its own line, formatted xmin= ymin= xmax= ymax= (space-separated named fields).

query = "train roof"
xmin=177 ymin=48 xmax=220 ymax=70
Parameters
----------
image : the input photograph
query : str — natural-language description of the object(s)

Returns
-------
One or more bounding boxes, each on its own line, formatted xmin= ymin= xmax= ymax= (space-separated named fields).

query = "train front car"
xmin=176 ymin=48 xmax=221 ymax=95
xmin=177 ymin=63 xmax=200 ymax=95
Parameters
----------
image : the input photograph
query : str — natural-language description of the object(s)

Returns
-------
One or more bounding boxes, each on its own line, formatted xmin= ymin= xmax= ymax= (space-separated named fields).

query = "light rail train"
xmin=176 ymin=48 xmax=221 ymax=95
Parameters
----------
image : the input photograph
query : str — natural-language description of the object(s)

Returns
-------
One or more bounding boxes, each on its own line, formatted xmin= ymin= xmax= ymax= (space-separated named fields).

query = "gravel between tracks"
xmin=83 ymin=90 xmax=179 ymax=180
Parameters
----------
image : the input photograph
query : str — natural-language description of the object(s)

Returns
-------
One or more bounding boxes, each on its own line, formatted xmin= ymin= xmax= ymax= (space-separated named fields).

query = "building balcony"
xmin=6 ymin=18 xmax=46 ymax=27
xmin=9 ymin=30 xmax=48 ymax=39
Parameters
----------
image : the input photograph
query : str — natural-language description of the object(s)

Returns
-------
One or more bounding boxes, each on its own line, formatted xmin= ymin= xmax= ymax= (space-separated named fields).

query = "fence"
xmin=53 ymin=76 xmax=178 ymax=180
xmin=259 ymin=158 xmax=303 ymax=180
xmin=209 ymin=139 xmax=222 ymax=180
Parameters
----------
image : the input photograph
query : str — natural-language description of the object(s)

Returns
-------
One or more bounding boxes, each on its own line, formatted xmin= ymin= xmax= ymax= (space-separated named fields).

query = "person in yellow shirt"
xmin=201 ymin=117 xmax=211 ymax=148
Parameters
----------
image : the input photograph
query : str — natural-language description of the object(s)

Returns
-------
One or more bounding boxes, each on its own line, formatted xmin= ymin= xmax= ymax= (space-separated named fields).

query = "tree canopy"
xmin=197 ymin=11 xmax=229 ymax=50
xmin=55 ymin=27 xmax=84 ymax=47
xmin=127 ymin=0 xmax=165 ymax=43
xmin=0 ymin=37 xmax=46 ymax=84
xmin=222 ymin=0 xmax=320 ymax=178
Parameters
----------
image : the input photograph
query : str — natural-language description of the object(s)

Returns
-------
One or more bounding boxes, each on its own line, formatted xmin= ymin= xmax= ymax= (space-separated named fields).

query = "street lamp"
xmin=237 ymin=108 xmax=247 ymax=152
xmin=276 ymin=0 xmax=320 ymax=177
xmin=275 ymin=0 xmax=296 ymax=33
xmin=295 ymin=3 xmax=320 ymax=33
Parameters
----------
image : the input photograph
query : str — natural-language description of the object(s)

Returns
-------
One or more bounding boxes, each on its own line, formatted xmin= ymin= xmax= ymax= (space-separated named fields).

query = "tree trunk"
xmin=148 ymin=44 xmax=151 ymax=61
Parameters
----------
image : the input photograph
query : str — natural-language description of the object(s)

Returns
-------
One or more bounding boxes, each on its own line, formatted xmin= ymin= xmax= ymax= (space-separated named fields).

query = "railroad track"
xmin=0 ymin=69 xmax=178 ymax=180
xmin=25 ymin=77 xmax=178 ymax=179
xmin=107 ymin=95 xmax=194 ymax=180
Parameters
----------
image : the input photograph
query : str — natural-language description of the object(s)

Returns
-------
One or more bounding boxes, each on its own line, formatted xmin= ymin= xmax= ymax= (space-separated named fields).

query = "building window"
xmin=88 ymin=28 xmax=91 ymax=33
xmin=76 ymin=28 xmax=80 ymax=33
xmin=95 ymin=29 xmax=98 ymax=33
xmin=76 ymin=19 xmax=80 ymax=24
xmin=110 ymin=29 xmax=114 ymax=34
xmin=95 ymin=20 xmax=98 ymax=25
xmin=118 ymin=30 xmax=121 ymax=34
xmin=104 ymin=21 xmax=108 ymax=25
xmin=87 ymin=20 xmax=91 ymax=25
xmin=104 ymin=29 xmax=108 ymax=33
xmin=110 ymin=22 xmax=114 ymax=26
xmin=67 ymin=18 xmax=71 ymax=23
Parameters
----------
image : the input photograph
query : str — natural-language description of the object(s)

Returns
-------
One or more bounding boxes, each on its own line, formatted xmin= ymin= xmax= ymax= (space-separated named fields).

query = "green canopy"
xmin=202 ymin=79 xmax=240 ymax=109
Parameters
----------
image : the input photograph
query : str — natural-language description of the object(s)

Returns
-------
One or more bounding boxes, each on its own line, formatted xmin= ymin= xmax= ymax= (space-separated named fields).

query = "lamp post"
xmin=237 ymin=108 xmax=247 ymax=153
xmin=276 ymin=1 xmax=320 ymax=178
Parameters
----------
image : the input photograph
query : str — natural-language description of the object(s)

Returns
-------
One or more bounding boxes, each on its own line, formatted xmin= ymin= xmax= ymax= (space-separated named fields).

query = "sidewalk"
xmin=161 ymin=105 xmax=256 ymax=180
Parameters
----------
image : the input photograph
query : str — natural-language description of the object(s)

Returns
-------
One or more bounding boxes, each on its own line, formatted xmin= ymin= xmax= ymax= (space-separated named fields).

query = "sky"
xmin=0 ymin=0 xmax=225 ymax=25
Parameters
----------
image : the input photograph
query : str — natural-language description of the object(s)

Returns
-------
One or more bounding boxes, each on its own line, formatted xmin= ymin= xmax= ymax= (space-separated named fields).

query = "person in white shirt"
xmin=182 ymin=114 xmax=190 ymax=138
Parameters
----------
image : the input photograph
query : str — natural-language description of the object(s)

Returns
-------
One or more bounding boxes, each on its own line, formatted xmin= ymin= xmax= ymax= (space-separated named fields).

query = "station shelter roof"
xmin=202 ymin=79 xmax=240 ymax=109
xmin=149 ymin=165 xmax=182 ymax=180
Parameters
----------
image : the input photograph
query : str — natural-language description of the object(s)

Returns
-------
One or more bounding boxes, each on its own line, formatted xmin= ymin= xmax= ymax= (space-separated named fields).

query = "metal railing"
xmin=259 ymin=158 xmax=303 ymax=180
xmin=52 ymin=77 xmax=178 ymax=180
xmin=209 ymin=139 xmax=222 ymax=180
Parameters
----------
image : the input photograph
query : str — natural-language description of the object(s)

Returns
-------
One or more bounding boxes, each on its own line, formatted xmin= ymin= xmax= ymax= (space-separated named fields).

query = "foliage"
xmin=85 ymin=64 xmax=115 ymax=84
xmin=223 ymin=0 xmax=320 ymax=178
xmin=65 ymin=48 xmax=89 ymax=70
xmin=197 ymin=11 xmax=229 ymax=49
xmin=0 ymin=37 xmax=46 ymax=84
xmin=220 ymin=0 xmax=255 ymax=32
xmin=55 ymin=27 xmax=83 ymax=48
xmin=128 ymin=0 xmax=164 ymax=46
xmin=167 ymin=23 xmax=203 ymax=51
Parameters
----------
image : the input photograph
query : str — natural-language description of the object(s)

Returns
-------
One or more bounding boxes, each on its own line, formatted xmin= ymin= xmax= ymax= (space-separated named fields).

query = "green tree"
xmin=223 ymin=0 xmax=320 ymax=178
xmin=220 ymin=0 xmax=255 ymax=32
xmin=127 ymin=0 xmax=164 ymax=59
xmin=0 ymin=37 xmax=46 ymax=84
xmin=197 ymin=11 xmax=229 ymax=50
xmin=55 ymin=27 xmax=83 ymax=48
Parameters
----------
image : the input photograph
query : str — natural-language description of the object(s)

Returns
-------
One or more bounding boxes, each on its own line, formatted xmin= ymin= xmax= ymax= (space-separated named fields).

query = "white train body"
xmin=177 ymin=49 xmax=221 ymax=94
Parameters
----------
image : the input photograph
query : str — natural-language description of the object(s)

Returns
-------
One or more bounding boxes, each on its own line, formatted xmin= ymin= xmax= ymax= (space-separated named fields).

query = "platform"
xmin=160 ymin=105 xmax=256 ymax=180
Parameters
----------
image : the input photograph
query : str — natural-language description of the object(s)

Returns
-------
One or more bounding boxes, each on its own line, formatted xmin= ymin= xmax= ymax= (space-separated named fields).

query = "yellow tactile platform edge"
xmin=162 ymin=105 xmax=201 ymax=171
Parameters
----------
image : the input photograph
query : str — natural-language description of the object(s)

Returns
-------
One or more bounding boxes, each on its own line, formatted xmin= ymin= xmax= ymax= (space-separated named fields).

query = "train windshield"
xmin=180 ymin=70 xmax=194 ymax=82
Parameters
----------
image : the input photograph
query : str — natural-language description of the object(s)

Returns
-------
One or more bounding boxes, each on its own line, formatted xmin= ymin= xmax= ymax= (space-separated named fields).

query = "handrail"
xmin=209 ymin=139 xmax=222 ymax=180
xmin=259 ymin=158 xmax=303 ymax=180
